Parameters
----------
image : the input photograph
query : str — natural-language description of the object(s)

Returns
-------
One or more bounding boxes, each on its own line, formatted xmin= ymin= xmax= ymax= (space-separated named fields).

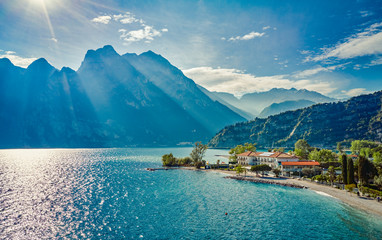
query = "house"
xmin=237 ymin=151 xmax=299 ymax=168
xmin=281 ymin=161 xmax=320 ymax=176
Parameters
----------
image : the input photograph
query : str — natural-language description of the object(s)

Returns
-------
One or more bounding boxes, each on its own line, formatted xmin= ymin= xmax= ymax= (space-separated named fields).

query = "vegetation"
xmin=229 ymin=142 xmax=257 ymax=162
xmin=251 ymin=164 xmax=272 ymax=177
xmin=235 ymin=164 xmax=246 ymax=176
xmin=301 ymin=168 xmax=315 ymax=178
xmin=345 ymin=184 xmax=356 ymax=192
xmin=190 ymin=142 xmax=208 ymax=169
xmin=272 ymin=168 xmax=281 ymax=177
xmin=327 ymin=166 xmax=336 ymax=186
xmin=308 ymin=149 xmax=336 ymax=162
xmin=341 ymin=154 xmax=348 ymax=184
xmin=294 ymin=139 xmax=312 ymax=159
xmin=162 ymin=142 xmax=208 ymax=169
xmin=347 ymin=157 xmax=355 ymax=184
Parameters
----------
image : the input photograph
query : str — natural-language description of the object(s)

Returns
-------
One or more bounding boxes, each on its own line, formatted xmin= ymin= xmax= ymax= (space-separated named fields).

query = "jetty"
xmin=145 ymin=167 xmax=176 ymax=171
xmin=224 ymin=176 xmax=307 ymax=189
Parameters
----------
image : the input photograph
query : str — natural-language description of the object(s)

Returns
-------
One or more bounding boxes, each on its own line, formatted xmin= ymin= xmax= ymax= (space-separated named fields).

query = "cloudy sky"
xmin=1 ymin=0 xmax=382 ymax=98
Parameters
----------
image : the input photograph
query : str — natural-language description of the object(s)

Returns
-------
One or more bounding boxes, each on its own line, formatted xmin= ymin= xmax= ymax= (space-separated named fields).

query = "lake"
xmin=0 ymin=148 xmax=381 ymax=239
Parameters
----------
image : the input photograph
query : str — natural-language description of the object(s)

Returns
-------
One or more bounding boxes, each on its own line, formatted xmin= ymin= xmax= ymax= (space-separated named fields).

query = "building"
xmin=237 ymin=151 xmax=299 ymax=168
xmin=281 ymin=161 xmax=320 ymax=176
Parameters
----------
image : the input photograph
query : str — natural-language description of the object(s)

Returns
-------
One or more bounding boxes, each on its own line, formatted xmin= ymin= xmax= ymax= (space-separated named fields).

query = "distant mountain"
xmin=197 ymin=85 xmax=253 ymax=120
xmin=0 ymin=45 xmax=245 ymax=148
xmin=211 ymin=88 xmax=335 ymax=118
xmin=258 ymin=100 xmax=316 ymax=118
xmin=209 ymin=91 xmax=382 ymax=149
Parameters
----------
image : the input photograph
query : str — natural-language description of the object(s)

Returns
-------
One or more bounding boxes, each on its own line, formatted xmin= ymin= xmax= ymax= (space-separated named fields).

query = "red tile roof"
xmin=281 ymin=161 xmax=320 ymax=166
xmin=237 ymin=151 xmax=297 ymax=159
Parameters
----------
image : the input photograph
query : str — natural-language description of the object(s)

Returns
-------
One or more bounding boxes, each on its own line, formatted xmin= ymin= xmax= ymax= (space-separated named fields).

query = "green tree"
xmin=294 ymin=139 xmax=311 ymax=159
xmin=272 ymin=168 xmax=281 ymax=177
xmin=358 ymin=155 xmax=377 ymax=186
xmin=337 ymin=142 xmax=343 ymax=153
xmin=235 ymin=164 xmax=245 ymax=176
xmin=341 ymin=154 xmax=348 ymax=184
xmin=374 ymin=175 xmax=382 ymax=189
xmin=347 ymin=158 xmax=355 ymax=184
xmin=229 ymin=143 xmax=256 ymax=162
xmin=162 ymin=153 xmax=177 ymax=167
xmin=302 ymin=168 xmax=314 ymax=178
xmin=360 ymin=148 xmax=371 ymax=158
xmin=350 ymin=140 xmax=379 ymax=155
xmin=308 ymin=149 xmax=335 ymax=162
xmin=327 ymin=166 xmax=336 ymax=186
xmin=190 ymin=142 xmax=208 ymax=169
xmin=251 ymin=164 xmax=271 ymax=177
xmin=373 ymin=152 xmax=382 ymax=164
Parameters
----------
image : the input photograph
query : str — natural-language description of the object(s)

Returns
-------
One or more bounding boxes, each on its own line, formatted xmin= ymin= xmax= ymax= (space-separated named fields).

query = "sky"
xmin=1 ymin=0 xmax=382 ymax=98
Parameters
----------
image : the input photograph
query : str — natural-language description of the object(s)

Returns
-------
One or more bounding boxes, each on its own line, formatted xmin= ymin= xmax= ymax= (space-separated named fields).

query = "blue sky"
xmin=1 ymin=0 xmax=382 ymax=98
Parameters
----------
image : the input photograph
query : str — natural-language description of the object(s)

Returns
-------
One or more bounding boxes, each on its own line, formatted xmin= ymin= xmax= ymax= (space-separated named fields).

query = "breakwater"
xmin=224 ymin=176 xmax=307 ymax=189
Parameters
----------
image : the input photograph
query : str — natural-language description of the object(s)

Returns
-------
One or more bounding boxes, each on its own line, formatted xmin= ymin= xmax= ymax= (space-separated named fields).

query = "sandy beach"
xmin=206 ymin=169 xmax=382 ymax=218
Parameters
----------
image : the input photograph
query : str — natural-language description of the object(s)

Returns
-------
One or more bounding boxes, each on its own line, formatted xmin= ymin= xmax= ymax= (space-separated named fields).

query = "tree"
xmin=162 ymin=153 xmax=177 ymax=167
xmin=235 ymin=164 xmax=245 ymax=176
xmin=373 ymin=152 xmax=382 ymax=164
xmin=341 ymin=154 xmax=348 ymax=184
xmin=337 ymin=142 xmax=343 ymax=153
xmin=327 ymin=166 xmax=336 ymax=186
xmin=272 ymin=168 xmax=281 ymax=177
xmin=302 ymin=168 xmax=314 ymax=178
xmin=229 ymin=143 xmax=256 ymax=162
xmin=251 ymin=164 xmax=271 ymax=177
xmin=294 ymin=139 xmax=311 ymax=159
xmin=358 ymin=155 xmax=377 ymax=186
xmin=308 ymin=149 xmax=335 ymax=162
xmin=350 ymin=140 xmax=379 ymax=155
xmin=190 ymin=142 xmax=208 ymax=169
xmin=360 ymin=148 xmax=371 ymax=158
xmin=374 ymin=175 xmax=382 ymax=189
xmin=347 ymin=158 xmax=355 ymax=184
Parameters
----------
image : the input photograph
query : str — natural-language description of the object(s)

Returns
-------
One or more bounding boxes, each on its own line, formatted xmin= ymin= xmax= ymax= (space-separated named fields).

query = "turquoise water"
xmin=0 ymin=148 xmax=381 ymax=239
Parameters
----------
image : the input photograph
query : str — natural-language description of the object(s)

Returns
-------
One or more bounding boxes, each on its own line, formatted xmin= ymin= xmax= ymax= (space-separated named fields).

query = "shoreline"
xmin=179 ymin=167 xmax=382 ymax=218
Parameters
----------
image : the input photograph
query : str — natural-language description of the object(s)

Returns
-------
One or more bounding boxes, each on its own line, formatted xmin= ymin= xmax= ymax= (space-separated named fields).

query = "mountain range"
xmin=0 ymin=45 xmax=245 ymax=148
xmin=208 ymin=91 xmax=382 ymax=149
xmin=207 ymin=88 xmax=335 ymax=119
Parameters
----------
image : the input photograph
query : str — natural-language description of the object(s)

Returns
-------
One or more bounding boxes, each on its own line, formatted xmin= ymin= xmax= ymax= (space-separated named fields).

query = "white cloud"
xmin=341 ymin=88 xmax=370 ymax=97
xmin=183 ymin=67 xmax=336 ymax=97
xmin=293 ymin=64 xmax=345 ymax=78
xmin=0 ymin=50 xmax=37 ymax=68
xmin=91 ymin=15 xmax=111 ymax=24
xmin=228 ymin=31 xmax=265 ymax=41
xmin=50 ymin=37 xmax=58 ymax=43
xmin=360 ymin=10 xmax=373 ymax=18
xmin=92 ymin=12 xmax=166 ymax=43
xmin=308 ymin=22 xmax=382 ymax=62
xmin=262 ymin=26 xmax=271 ymax=30
xmin=368 ymin=57 xmax=382 ymax=66
xmin=119 ymin=25 xmax=162 ymax=43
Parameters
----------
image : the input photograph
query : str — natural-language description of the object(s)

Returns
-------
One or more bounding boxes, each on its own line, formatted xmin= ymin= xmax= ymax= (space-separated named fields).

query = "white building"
xmin=237 ymin=151 xmax=299 ymax=168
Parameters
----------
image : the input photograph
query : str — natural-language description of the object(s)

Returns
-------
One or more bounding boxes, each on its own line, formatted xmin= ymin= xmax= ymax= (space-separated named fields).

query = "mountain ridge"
xmin=0 ymin=45 xmax=245 ymax=148
xmin=208 ymin=90 xmax=382 ymax=149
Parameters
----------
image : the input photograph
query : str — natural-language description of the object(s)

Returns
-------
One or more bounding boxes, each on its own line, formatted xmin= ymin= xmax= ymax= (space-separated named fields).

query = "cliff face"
xmin=0 ymin=45 xmax=245 ymax=148
xmin=209 ymin=91 xmax=382 ymax=149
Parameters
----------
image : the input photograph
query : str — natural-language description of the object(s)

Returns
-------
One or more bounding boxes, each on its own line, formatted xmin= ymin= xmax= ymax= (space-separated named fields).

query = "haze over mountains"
xmin=0 ymin=45 xmax=245 ymax=148
xmin=205 ymin=88 xmax=335 ymax=119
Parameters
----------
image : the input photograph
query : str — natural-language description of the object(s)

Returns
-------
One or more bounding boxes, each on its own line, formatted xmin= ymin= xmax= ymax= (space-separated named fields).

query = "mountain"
xmin=208 ymin=91 xmax=382 ymax=149
xmin=197 ymin=85 xmax=253 ymax=120
xmin=258 ymin=100 xmax=316 ymax=118
xmin=211 ymin=88 xmax=335 ymax=118
xmin=0 ymin=45 xmax=245 ymax=148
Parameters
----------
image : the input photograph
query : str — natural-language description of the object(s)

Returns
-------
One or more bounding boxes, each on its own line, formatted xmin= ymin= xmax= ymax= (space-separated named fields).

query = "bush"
xmin=345 ymin=184 xmax=356 ymax=192
xmin=359 ymin=186 xmax=382 ymax=198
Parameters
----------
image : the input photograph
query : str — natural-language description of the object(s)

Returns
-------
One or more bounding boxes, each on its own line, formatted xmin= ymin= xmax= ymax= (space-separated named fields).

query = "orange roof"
xmin=237 ymin=151 xmax=297 ymax=159
xmin=281 ymin=161 xmax=320 ymax=166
